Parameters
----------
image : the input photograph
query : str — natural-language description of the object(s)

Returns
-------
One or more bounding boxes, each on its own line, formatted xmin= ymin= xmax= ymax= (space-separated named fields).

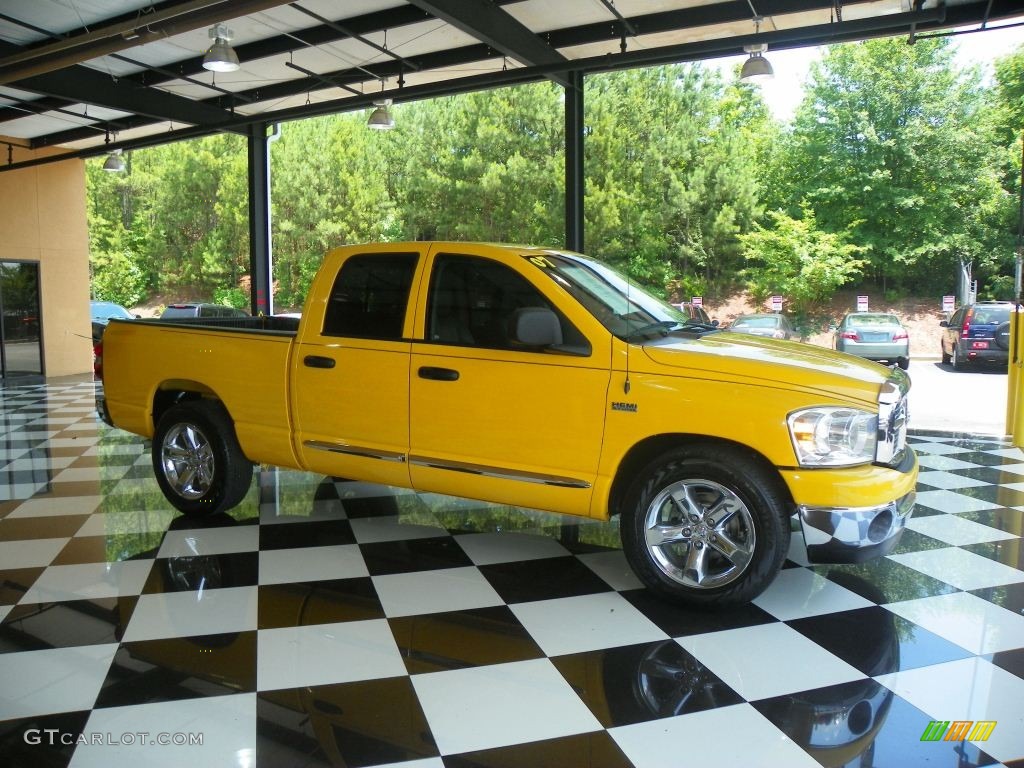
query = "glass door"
xmin=0 ymin=261 xmax=43 ymax=377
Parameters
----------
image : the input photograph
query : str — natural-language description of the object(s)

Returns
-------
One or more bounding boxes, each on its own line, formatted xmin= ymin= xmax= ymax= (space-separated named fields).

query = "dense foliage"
xmin=86 ymin=37 xmax=1023 ymax=312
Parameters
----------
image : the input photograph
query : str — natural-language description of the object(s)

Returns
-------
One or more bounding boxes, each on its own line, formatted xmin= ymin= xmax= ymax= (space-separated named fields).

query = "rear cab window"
xmin=322 ymin=253 xmax=418 ymax=340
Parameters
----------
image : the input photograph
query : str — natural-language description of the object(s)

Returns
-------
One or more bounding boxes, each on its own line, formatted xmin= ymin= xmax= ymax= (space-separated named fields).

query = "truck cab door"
xmin=291 ymin=248 xmax=424 ymax=488
xmin=408 ymin=247 xmax=611 ymax=517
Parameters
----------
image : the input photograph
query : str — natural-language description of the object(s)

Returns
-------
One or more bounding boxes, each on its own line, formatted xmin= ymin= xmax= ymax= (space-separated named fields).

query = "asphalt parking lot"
xmin=905 ymin=359 xmax=1008 ymax=435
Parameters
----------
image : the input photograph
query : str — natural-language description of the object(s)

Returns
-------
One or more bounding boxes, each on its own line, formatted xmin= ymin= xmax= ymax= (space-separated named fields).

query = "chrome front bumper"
xmin=798 ymin=490 xmax=916 ymax=564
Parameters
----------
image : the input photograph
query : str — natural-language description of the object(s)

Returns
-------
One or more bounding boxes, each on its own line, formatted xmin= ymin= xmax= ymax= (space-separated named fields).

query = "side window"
xmin=322 ymin=253 xmax=418 ymax=339
xmin=426 ymin=254 xmax=590 ymax=354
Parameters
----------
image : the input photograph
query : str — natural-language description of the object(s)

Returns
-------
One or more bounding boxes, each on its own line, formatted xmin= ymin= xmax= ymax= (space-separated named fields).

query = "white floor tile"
xmin=888 ymin=547 xmax=1024 ymax=590
xmin=0 ymin=644 xmax=118 ymax=719
xmin=372 ymin=567 xmax=503 ymax=618
xmin=0 ymin=537 xmax=69 ymax=569
xmin=412 ymin=658 xmax=601 ymax=755
xmin=611 ymin=704 xmax=819 ymax=768
xmin=258 ymin=544 xmax=368 ymax=584
xmin=577 ymin=550 xmax=645 ymax=591
xmin=905 ymin=513 xmax=1017 ymax=545
xmin=915 ymin=454 xmax=982 ymax=471
xmin=8 ymin=495 xmax=104 ymax=518
xmin=677 ymin=623 xmax=864 ymax=701
xmin=884 ymin=592 xmax=1024 ymax=654
xmin=70 ymin=693 xmax=256 ymax=768
xmin=455 ymin=531 xmax=570 ymax=566
xmin=916 ymin=471 xmax=988 ymax=490
xmin=511 ymin=592 xmax=666 ymax=656
xmin=753 ymin=567 xmax=874 ymax=620
xmin=349 ymin=515 xmax=447 ymax=544
xmin=123 ymin=586 xmax=257 ymax=642
xmin=257 ymin=619 xmax=405 ymax=690
xmin=913 ymin=490 xmax=1001 ymax=514
xmin=876 ymin=657 xmax=1024 ymax=765
xmin=21 ymin=560 xmax=153 ymax=603
xmin=157 ymin=525 xmax=259 ymax=558
xmin=909 ymin=442 xmax=972 ymax=456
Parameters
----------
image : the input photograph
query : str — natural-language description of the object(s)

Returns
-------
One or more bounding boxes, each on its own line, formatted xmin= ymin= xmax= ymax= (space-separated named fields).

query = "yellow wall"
xmin=0 ymin=138 xmax=91 ymax=377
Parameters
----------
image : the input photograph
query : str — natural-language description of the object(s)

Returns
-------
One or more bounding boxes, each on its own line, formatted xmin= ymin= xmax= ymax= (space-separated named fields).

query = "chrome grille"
xmin=876 ymin=369 xmax=910 ymax=466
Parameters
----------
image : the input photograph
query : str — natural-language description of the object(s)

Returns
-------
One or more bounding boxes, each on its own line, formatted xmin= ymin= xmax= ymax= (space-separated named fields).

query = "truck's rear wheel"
xmin=153 ymin=401 xmax=253 ymax=516
xmin=620 ymin=445 xmax=789 ymax=607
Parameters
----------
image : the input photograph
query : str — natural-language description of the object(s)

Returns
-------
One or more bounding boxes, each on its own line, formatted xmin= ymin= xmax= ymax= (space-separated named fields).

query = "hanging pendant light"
xmin=740 ymin=16 xmax=774 ymax=83
xmin=367 ymin=99 xmax=394 ymax=130
xmin=102 ymin=149 xmax=125 ymax=172
xmin=203 ymin=23 xmax=240 ymax=73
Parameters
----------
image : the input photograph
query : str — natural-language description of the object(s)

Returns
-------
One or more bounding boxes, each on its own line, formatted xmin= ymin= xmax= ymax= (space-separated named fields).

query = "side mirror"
xmin=710 ymin=319 xmax=719 ymax=327
xmin=828 ymin=324 xmax=837 ymax=332
xmin=511 ymin=307 xmax=562 ymax=347
xmin=939 ymin=320 xmax=949 ymax=328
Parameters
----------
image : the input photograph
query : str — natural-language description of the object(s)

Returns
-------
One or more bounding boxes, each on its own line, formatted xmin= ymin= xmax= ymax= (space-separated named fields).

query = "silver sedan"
xmin=834 ymin=312 xmax=909 ymax=369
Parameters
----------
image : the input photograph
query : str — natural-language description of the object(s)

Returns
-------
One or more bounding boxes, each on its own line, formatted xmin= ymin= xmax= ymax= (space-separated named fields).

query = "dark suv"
xmin=940 ymin=301 xmax=1013 ymax=371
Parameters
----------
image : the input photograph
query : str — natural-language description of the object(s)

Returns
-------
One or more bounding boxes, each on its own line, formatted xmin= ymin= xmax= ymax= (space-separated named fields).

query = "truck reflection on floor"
xmin=0 ymin=477 xmax=907 ymax=767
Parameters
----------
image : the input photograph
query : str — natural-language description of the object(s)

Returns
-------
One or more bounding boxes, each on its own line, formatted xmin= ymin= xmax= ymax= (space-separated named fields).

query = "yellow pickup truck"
xmin=98 ymin=241 xmax=916 ymax=606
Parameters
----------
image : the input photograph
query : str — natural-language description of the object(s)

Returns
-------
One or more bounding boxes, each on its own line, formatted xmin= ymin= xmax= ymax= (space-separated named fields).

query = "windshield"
xmin=734 ymin=316 xmax=779 ymax=329
xmin=91 ymin=302 xmax=132 ymax=321
xmin=523 ymin=252 xmax=701 ymax=340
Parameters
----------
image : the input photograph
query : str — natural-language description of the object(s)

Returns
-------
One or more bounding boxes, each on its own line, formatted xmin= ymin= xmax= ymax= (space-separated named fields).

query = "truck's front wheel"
xmin=620 ymin=445 xmax=789 ymax=607
xmin=153 ymin=401 xmax=253 ymax=516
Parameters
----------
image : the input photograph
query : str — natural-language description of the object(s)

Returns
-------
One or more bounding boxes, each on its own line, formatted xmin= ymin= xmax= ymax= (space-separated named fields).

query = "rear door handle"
xmin=418 ymin=366 xmax=459 ymax=381
xmin=304 ymin=355 xmax=336 ymax=369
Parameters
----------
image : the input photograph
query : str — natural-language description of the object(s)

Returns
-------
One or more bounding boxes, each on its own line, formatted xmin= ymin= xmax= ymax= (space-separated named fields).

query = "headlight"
xmin=788 ymin=407 xmax=877 ymax=467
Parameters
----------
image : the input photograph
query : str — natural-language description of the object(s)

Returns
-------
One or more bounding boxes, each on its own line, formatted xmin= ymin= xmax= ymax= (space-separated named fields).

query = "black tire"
xmin=951 ymin=344 xmax=965 ymax=371
xmin=619 ymin=444 xmax=790 ymax=607
xmin=995 ymin=321 xmax=1011 ymax=352
xmin=897 ymin=357 xmax=909 ymax=370
xmin=152 ymin=400 xmax=253 ymax=516
xmin=941 ymin=345 xmax=951 ymax=365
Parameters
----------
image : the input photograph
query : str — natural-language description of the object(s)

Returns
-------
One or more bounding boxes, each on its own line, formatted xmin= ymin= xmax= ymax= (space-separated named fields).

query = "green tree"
xmin=741 ymin=208 xmax=866 ymax=315
xmin=780 ymin=38 xmax=1005 ymax=294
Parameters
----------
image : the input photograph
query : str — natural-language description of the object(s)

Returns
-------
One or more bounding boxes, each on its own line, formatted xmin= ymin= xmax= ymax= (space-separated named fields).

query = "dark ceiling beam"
xmin=0 ymin=0 xmax=296 ymax=85
xmin=15 ymin=2 xmax=963 ymax=162
xmin=9 ymin=57 xmax=244 ymax=132
xmin=407 ymin=0 xmax=570 ymax=86
xmin=23 ymin=0 xmax=1021 ymax=149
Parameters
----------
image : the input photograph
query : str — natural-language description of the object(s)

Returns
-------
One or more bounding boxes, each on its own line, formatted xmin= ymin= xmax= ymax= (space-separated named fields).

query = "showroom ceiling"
xmin=0 ymin=0 xmax=1020 ymax=156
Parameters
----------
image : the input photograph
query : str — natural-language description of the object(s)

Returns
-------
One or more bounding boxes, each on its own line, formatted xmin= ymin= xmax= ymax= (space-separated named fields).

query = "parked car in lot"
xmin=90 ymin=300 xmax=136 ymax=341
xmin=161 ymin=303 xmax=249 ymax=320
xmin=834 ymin=312 xmax=909 ymax=369
xmin=673 ymin=302 xmax=717 ymax=326
xmin=728 ymin=313 xmax=796 ymax=340
xmin=940 ymin=301 xmax=1013 ymax=371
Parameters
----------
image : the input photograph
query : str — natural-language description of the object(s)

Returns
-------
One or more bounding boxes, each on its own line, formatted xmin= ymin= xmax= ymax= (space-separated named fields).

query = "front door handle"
xmin=304 ymin=355 xmax=336 ymax=369
xmin=418 ymin=366 xmax=459 ymax=381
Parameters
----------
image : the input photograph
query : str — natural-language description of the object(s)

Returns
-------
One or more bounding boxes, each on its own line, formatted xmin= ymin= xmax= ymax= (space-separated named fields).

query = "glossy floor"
xmin=0 ymin=376 xmax=1022 ymax=768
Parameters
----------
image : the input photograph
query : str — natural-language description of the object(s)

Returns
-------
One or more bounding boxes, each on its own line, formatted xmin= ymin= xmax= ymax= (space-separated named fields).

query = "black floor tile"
xmin=94 ymin=631 xmax=257 ymax=708
xmin=479 ymin=556 xmax=613 ymax=604
xmin=0 ymin=709 xmax=91 ymax=768
xmin=258 ymin=577 xmax=384 ymax=630
xmin=551 ymin=640 xmax=743 ymax=727
xmin=143 ymin=551 xmax=259 ymax=593
xmin=787 ymin=607 xmax=970 ymax=676
xmin=257 ymin=677 xmax=438 ymax=768
xmin=445 ymin=730 xmax=634 ymax=768
xmin=0 ymin=567 xmax=44 ymax=606
xmin=815 ymin=559 xmax=958 ymax=603
xmin=359 ymin=535 xmax=472 ymax=576
xmin=0 ymin=596 xmax=137 ymax=652
xmin=258 ymin=518 xmax=355 ymax=550
xmin=389 ymin=605 xmax=544 ymax=674
xmin=0 ymin=515 xmax=85 ymax=542
xmin=620 ymin=588 xmax=776 ymax=637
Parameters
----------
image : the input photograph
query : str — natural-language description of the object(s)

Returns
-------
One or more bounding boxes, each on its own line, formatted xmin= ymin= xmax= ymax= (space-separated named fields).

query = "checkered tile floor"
xmin=1 ymin=376 xmax=1022 ymax=768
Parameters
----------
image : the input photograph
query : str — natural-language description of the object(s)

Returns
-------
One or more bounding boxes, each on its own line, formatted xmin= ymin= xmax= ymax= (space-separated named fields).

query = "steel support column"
xmin=247 ymin=122 xmax=273 ymax=315
xmin=565 ymin=70 xmax=584 ymax=253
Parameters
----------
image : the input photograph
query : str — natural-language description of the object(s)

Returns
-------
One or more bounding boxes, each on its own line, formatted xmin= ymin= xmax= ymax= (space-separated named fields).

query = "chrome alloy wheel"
xmin=643 ymin=479 xmax=756 ymax=589
xmin=160 ymin=422 xmax=215 ymax=499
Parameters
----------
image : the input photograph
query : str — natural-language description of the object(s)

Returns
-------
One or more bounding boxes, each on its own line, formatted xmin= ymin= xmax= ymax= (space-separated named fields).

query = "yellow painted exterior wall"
xmin=0 ymin=138 xmax=91 ymax=377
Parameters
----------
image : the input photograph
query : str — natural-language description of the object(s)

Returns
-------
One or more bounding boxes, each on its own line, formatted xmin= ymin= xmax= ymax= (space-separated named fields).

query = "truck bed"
xmin=130 ymin=314 xmax=301 ymax=335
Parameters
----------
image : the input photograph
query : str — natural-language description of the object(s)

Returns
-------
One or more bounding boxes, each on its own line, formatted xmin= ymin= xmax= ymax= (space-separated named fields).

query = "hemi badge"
xmin=611 ymin=402 xmax=637 ymax=413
